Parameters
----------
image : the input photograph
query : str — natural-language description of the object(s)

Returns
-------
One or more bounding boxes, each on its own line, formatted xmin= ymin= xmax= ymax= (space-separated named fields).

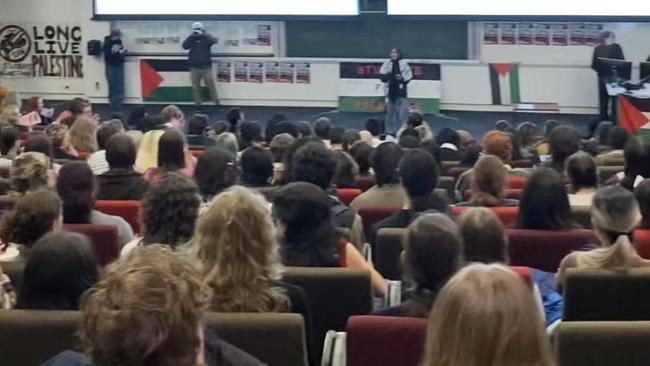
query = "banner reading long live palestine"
xmin=338 ymin=62 xmax=441 ymax=114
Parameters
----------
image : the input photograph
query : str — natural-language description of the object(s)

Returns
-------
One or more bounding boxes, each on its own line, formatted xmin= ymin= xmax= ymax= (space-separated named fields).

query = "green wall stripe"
xmin=509 ymin=65 xmax=521 ymax=104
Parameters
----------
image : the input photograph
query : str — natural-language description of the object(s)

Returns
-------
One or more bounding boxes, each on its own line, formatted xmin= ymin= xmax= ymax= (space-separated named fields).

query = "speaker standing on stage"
xmin=591 ymin=31 xmax=624 ymax=122
xmin=380 ymin=48 xmax=412 ymax=135
xmin=183 ymin=22 xmax=219 ymax=107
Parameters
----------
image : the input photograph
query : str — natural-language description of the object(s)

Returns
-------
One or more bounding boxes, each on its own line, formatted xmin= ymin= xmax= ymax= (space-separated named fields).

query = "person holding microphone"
xmin=183 ymin=22 xmax=219 ymax=107
xmin=380 ymin=48 xmax=412 ymax=136
xmin=591 ymin=31 xmax=624 ymax=122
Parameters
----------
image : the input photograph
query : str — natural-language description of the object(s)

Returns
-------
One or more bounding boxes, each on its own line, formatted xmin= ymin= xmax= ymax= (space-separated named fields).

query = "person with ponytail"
xmin=557 ymin=185 xmax=650 ymax=287
xmin=457 ymin=155 xmax=518 ymax=207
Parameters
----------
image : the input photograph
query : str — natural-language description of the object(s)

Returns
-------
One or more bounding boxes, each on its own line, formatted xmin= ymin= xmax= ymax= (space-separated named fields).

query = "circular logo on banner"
xmin=0 ymin=25 xmax=32 ymax=63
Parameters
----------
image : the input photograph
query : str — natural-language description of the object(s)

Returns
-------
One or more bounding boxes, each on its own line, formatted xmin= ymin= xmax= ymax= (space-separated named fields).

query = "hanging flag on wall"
xmin=488 ymin=63 xmax=521 ymax=106
xmin=140 ymin=59 xmax=203 ymax=102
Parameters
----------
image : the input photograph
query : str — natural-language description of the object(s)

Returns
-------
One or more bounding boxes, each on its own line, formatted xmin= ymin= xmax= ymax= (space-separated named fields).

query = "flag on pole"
xmin=489 ymin=63 xmax=521 ymax=105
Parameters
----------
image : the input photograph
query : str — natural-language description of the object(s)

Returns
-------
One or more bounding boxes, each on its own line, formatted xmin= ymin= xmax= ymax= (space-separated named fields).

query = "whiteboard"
xmin=113 ymin=21 xmax=280 ymax=56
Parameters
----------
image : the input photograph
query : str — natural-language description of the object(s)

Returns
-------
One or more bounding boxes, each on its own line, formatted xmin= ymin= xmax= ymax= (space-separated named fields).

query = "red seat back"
xmin=636 ymin=230 xmax=650 ymax=259
xmin=507 ymin=229 xmax=595 ymax=272
xmin=76 ymin=152 xmax=91 ymax=161
xmin=190 ymin=149 xmax=205 ymax=158
xmin=94 ymin=200 xmax=141 ymax=234
xmin=63 ymin=224 xmax=119 ymax=266
xmin=359 ymin=206 xmax=401 ymax=239
xmin=355 ymin=176 xmax=376 ymax=192
xmin=506 ymin=176 xmax=527 ymax=189
xmin=337 ymin=189 xmax=363 ymax=207
xmin=452 ymin=206 xmax=519 ymax=227
xmin=346 ymin=316 xmax=428 ymax=366
xmin=505 ymin=189 xmax=524 ymax=200
xmin=509 ymin=266 xmax=533 ymax=288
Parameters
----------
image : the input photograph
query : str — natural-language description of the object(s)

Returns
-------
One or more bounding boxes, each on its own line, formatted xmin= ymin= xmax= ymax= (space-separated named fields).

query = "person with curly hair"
xmin=0 ymin=190 xmax=62 ymax=262
xmin=9 ymin=152 xmax=52 ymax=195
xmin=46 ymin=123 xmax=78 ymax=160
xmin=42 ymin=245 xmax=265 ymax=366
xmin=121 ymin=172 xmax=200 ymax=257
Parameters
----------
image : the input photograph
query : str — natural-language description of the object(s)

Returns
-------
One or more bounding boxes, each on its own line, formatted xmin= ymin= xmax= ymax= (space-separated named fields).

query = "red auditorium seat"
xmin=346 ymin=316 xmax=428 ymax=366
xmin=505 ymin=189 xmax=524 ymax=200
xmin=507 ymin=229 xmax=595 ymax=272
xmin=95 ymin=200 xmax=141 ymax=234
xmin=359 ymin=206 xmax=401 ymax=239
xmin=635 ymin=230 xmax=650 ymax=259
xmin=76 ymin=152 xmax=91 ymax=161
xmin=506 ymin=176 xmax=527 ymax=189
xmin=452 ymin=206 xmax=519 ymax=227
xmin=355 ymin=176 xmax=376 ymax=192
xmin=337 ymin=189 xmax=363 ymax=207
xmin=190 ymin=149 xmax=205 ymax=158
xmin=63 ymin=224 xmax=119 ymax=266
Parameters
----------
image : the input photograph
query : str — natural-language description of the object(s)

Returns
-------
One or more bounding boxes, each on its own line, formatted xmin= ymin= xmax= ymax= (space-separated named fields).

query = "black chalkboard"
xmin=286 ymin=14 xmax=467 ymax=59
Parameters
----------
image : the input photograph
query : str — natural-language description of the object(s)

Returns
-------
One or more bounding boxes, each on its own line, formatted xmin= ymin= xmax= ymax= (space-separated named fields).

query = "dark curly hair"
xmin=142 ymin=172 xmax=200 ymax=248
xmin=289 ymin=142 xmax=336 ymax=190
xmin=0 ymin=190 xmax=61 ymax=248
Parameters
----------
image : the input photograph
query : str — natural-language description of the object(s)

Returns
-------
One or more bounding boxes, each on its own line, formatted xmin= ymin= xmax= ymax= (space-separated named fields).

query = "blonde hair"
xmin=1 ymin=105 xmax=20 ymax=125
xmin=195 ymin=186 xmax=288 ymax=312
xmin=423 ymin=263 xmax=554 ymax=366
xmin=10 ymin=152 xmax=50 ymax=194
xmin=69 ymin=117 xmax=98 ymax=153
xmin=470 ymin=154 xmax=507 ymax=207
xmin=46 ymin=124 xmax=69 ymax=148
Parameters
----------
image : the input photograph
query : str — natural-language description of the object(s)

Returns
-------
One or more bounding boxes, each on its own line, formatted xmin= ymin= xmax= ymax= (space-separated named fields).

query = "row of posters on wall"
xmin=483 ymin=22 xmax=604 ymax=46
xmin=215 ymin=61 xmax=311 ymax=84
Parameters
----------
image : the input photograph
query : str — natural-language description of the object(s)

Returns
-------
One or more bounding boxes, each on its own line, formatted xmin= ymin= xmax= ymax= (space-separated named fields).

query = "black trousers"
xmin=598 ymin=77 xmax=617 ymax=122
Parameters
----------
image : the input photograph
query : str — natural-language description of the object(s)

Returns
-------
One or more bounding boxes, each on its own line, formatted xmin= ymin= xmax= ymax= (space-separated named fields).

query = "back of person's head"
xmin=404 ymin=214 xmax=463 ymax=302
xmin=296 ymin=121 xmax=312 ymax=137
xmin=372 ymin=142 xmax=403 ymax=187
xmin=435 ymin=127 xmax=460 ymax=147
xmin=264 ymin=114 xmax=284 ymax=142
xmin=399 ymin=134 xmax=420 ymax=149
xmin=330 ymin=126 xmax=346 ymax=145
xmin=96 ymin=121 xmax=122 ymax=151
xmin=80 ymin=245 xmax=209 ymax=366
xmin=57 ymin=162 xmax=95 ymax=224
xmin=516 ymin=122 xmax=537 ymax=147
xmin=407 ymin=112 xmax=424 ymax=128
xmin=270 ymin=133 xmax=295 ymax=163
xmin=194 ymin=146 xmax=237 ymax=199
xmin=10 ymin=152 xmax=50 ymax=194
xmin=240 ymin=121 xmax=262 ymax=143
xmin=226 ymin=108 xmax=242 ymax=126
xmin=399 ymin=149 xmax=440 ymax=204
xmin=566 ymin=151 xmax=598 ymax=192
xmin=622 ymin=136 xmax=650 ymax=191
xmin=157 ymin=129 xmax=186 ymax=172
xmin=272 ymin=182 xmax=339 ymax=267
xmin=333 ymin=151 xmax=359 ymax=189
xmin=483 ymin=131 xmax=513 ymax=162
xmin=17 ymin=232 xmax=98 ymax=310
xmin=0 ymin=126 xmax=19 ymax=156
xmin=69 ymin=117 xmax=99 ymax=153
xmin=187 ymin=114 xmax=208 ymax=135
xmin=289 ymin=142 xmax=336 ymax=190
xmin=342 ymin=129 xmax=361 ymax=151
xmin=607 ymin=126 xmax=630 ymax=150
xmin=23 ymin=133 xmax=53 ymax=160
xmin=635 ymin=179 xmax=650 ymax=230
xmin=127 ymin=105 xmax=147 ymax=128
xmin=275 ymin=121 xmax=298 ymax=138
xmin=142 ymin=173 xmax=199 ymax=248
xmin=106 ymin=133 xmax=136 ymax=170
xmin=211 ymin=120 xmax=227 ymax=136
xmin=0 ymin=189 xmax=61 ymax=249
xmin=423 ymin=263 xmax=553 ymax=366
xmin=365 ymin=118 xmax=382 ymax=136
xmin=68 ymin=98 xmax=90 ymax=117
xmin=349 ymin=141 xmax=373 ymax=175
xmin=518 ymin=167 xmax=574 ymax=230
xmin=314 ymin=117 xmax=331 ymax=140
xmin=45 ymin=124 xmax=69 ymax=149
xmin=161 ymin=105 xmax=184 ymax=124
xmin=214 ymin=132 xmax=239 ymax=155
xmin=592 ymin=186 xmax=641 ymax=245
xmin=240 ymin=146 xmax=273 ymax=187
xmin=415 ymin=124 xmax=433 ymax=142
xmin=470 ymin=155 xmax=507 ymax=207
xmin=549 ymin=125 xmax=581 ymax=163
xmin=544 ymin=119 xmax=560 ymax=138
xmin=458 ymin=208 xmax=508 ymax=263
xmin=595 ymin=121 xmax=615 ymax=145
xmin=495 ymin=120 xmax=512 ymax=132
xmin=196 ymin=187 xmax=287 ymax=312
xmin=459 ymin=145 xmax=482 ymax=167
xmin=0 ymin=105 xmax=20 ymax=125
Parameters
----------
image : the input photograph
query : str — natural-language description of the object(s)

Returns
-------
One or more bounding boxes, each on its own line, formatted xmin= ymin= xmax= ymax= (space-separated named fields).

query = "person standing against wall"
xmin=380 ymin=48 xmax=412 ymax=136
xmin=591 ymin=31 xmax=625 ymax=122
xmin=103 ymin=29 xmax=126 ymax=112
xmin=183 ymin=22 xmax=219 ymax=108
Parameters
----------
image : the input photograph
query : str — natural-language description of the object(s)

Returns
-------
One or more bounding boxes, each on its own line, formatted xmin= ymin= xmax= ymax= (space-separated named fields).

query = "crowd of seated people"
xmin=2 ymin=94 xmax=650 ymax=365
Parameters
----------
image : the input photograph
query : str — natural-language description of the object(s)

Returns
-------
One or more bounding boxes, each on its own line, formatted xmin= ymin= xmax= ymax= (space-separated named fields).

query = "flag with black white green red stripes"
xmin=338 ymin=62 xmax=441 ymax=114
xmin=140 ymin=59 xmax=214 ymax=102
xmin=489 ymin=63 xmax=521 ymax=106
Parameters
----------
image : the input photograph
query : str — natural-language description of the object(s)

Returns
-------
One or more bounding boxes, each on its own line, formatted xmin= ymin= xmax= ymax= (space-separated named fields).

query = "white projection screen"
xmin=388 ymin=0 xmax=650 ymax=19
xmin=94 ymin=0 xmax=359 ymax=18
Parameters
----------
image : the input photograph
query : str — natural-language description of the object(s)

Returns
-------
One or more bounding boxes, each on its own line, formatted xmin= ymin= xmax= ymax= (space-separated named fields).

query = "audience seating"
xmin=436 ymin=176 xmax=455 ymax=201
xmin=507 ymin=229 xmax=594 ymax=272
xmin=506 ymin=176 xmax=527 ymax=189
xmin=63 ymin=224 xmax=119 ymax=266
xmin=555 ymin=321 xmax=650 ymax=366
xmin=635 ymin=230 xmax=650 ymax=260
xmin=505 ymin=189 xmax=523 ymax=200
xmin=337 ymin=189 xmax=363 ymax=207
xmin=94 ymin=200 xmax=142 ymax=234
xmin=205 ymin=313 xmax=309 ymax=366
xmin=355 ymin=176 xmax=376 ymax=192
xmin=375 ymin=228 xmax=405 ymax=280
xmin=282 ymin=267 xmax=372 ymax=362
xmin=563 ymin=268 xmax=650 ymax=321
xmin=76 ymin=152 xmax=91 ymax=161
xmin=571 ymin=206 xmax=592 ymax=229
xmin=0 ymin=311 xmax=309 ymax=366
xmin=346 ymin=316 xmax=428 ymax=366
xmin=451 ymin=206 xmax=519 ymax=227
xmin=598 ymin=166 xmax=623 ymax=183
xmin=2 ymin=260 xmax=25 ymax=293
xmin=509 ymin=160 xmax=534 ymax=168
xmin=359 ymin=206 xmax=401 ymax=239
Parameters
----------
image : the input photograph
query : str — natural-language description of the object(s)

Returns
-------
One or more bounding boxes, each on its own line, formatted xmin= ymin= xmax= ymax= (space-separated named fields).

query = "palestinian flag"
xmin=338 ymin=62 xmax=441 ymax=114
xmin=489 ymin=63 xmax=521 ymax=105
xmin=140 ymin=59 xmax=213 ymax=102
xmin=618 ymin=95 xmax=650 ymax=137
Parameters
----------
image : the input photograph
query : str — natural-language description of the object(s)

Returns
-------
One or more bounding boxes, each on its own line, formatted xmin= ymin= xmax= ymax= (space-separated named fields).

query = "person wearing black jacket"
xmin=591 ymin=31 xmax=625 ymax=122
xmin=183 ymin=22 xmax=219 ymax=107
xmin=103 ymin=29 xmax=126 ymax=112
